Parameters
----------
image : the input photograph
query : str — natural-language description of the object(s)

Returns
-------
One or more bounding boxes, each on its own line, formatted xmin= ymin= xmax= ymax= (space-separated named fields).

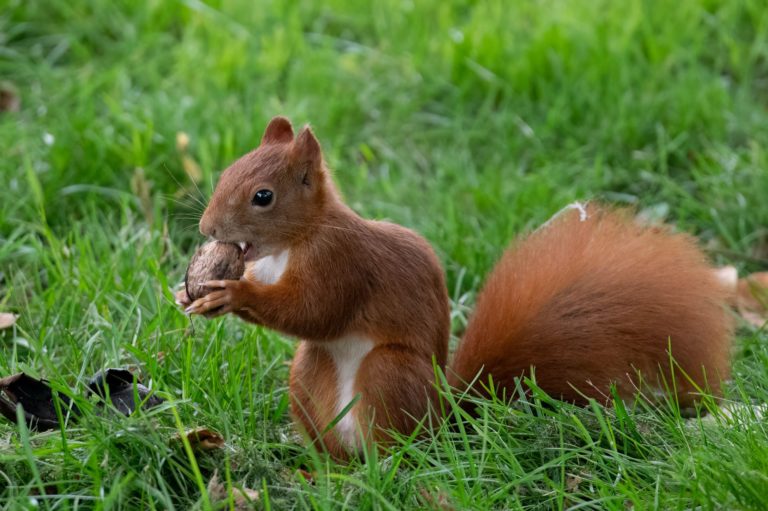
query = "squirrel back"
xmin=449 ymin=204 xmax=734 ymax=406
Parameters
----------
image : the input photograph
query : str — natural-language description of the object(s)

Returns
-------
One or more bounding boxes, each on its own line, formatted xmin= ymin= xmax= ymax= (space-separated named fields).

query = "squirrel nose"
xmin=199 ymin=216 xmax=216 ymax=238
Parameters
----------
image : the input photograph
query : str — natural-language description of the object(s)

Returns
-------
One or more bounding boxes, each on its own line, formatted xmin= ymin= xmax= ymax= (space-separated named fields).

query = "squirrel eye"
xmin=251 ymin=189 xmax=273 ymax=207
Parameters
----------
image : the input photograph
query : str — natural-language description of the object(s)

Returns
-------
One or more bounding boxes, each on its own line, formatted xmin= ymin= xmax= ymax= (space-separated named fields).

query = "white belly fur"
xmin=249 ymin=249 xmax=290 ymax=285
xmin=323 ymin=334 xmax=375 ymax=449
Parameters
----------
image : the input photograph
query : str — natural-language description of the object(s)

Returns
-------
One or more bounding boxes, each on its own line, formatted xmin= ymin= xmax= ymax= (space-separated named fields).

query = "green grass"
xmin=2 ymin=0 xmax=768 ymax=508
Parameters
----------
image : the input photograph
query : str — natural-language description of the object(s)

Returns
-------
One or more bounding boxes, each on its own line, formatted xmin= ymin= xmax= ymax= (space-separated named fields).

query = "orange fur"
xmin=450 ymin=205 xmax=733 ymax=406
xmin=183 ymin=117 xmax=733 ymax=460
xmin=187 ymin=117 xmax=449 ymax=459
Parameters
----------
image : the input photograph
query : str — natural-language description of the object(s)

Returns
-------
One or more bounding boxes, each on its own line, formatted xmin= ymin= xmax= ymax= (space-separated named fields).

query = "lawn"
xmin=1 ymin=0 xmax=768 ymax=509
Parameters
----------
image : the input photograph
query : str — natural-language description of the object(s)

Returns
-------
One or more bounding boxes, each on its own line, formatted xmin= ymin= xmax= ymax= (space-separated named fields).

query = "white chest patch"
xmin=250 ymin=249 xmax=290 ymax=285
xmin=323 ymin=335 xmax=375 ymax=448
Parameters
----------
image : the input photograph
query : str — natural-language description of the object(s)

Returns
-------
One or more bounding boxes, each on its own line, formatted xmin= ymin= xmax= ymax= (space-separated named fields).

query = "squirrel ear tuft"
xmin=294 ymin=125 xmax=321 ymax=164
xmin=261 ymin=116 xmax=294 ymax=145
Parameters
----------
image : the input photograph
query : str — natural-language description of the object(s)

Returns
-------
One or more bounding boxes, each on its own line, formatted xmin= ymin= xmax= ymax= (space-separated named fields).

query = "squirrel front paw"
xmin=185 ymin=279 xmax=247 ymax=317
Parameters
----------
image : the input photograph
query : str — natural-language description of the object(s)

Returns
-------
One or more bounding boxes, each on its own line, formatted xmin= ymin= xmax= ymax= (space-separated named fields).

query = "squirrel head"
xmin=199 ymin=116 xmax=330 ymax=259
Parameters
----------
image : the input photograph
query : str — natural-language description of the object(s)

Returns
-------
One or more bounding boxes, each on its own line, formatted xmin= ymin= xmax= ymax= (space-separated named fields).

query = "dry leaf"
xmin=417 ymin=487 xmax=455 ymax=511
xmin=0 ymin=313 xmax=18 ymax=329
xmin=173 ymin=427 xmax=225 ymax=451
xmin=0 ymin=82 xmax=20 ymax=113
xmin=736 ymin=272 xmax=768 ymax=328
xmin=207 ymin=471 xmax=259 ymax=510
xmin=566 ymin=473 xmax=582 ymax=492
xmin=295 ymin=468 xmax=314 ymax=484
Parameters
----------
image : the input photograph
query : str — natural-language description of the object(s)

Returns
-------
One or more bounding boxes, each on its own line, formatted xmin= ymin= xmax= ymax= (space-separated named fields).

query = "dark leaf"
xmin=0 ymin=373 xmax=77 ymax=431
xmin=87 ymin=368 xmax=164 ymax=415
xmin=207 ymin=471 xmax=259 ymax=510
xmin=0 ymin=82 xmax=20 ymax=113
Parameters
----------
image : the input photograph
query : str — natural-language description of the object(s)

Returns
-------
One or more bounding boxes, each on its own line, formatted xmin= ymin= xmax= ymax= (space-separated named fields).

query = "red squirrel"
xmin=178 ymin=116 xmax=733 ymax=460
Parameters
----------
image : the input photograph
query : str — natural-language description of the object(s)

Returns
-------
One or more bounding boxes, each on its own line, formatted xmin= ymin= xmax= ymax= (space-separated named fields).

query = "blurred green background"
xmin=3 ymin=0 xmax=767 ymax=279
xmin=1 ymin=0 xmax=767 ymax=509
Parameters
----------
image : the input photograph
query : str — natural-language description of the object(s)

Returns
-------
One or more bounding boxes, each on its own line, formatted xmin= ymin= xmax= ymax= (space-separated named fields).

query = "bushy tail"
xmin=449 ymin=204 xmax=733 ymax=405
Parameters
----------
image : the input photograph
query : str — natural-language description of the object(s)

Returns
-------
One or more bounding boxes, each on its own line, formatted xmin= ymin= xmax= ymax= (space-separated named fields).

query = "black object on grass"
xmin=87 ymin=368 xmax=165 ymax=415
xmin=0 ymin=373 xmax=78 ymax=431
xmin=0 ymin=369 xmax=164 ymax=431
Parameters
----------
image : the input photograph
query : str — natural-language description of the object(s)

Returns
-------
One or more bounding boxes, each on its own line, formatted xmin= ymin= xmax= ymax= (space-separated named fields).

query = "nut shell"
xmin=184 ymin=242 xmax=245 ymax=301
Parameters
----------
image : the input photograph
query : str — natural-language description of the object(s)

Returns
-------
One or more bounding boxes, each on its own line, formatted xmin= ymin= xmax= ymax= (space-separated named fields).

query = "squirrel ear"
xmin=293 ymin=125 xmax=321 ymax=164
xmin=261 ymin=116 xmax=294 ymax=145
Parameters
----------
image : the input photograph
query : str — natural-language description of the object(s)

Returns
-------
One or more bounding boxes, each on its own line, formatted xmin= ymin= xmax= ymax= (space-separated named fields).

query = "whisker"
xmin=187 ymin=165 xmax=210 ymax=207
xmin=164 ymin=195 xmax=205 ymax=215
xmin=161 ymin=162 xmax=209 ymax=211
xmin=161 ymin=164 xmax=209 ymax=210
xmin=168 ymin=208 xmax=203 ymax=218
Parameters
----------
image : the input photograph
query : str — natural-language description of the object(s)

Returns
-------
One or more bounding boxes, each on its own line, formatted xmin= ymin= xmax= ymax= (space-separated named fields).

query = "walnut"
xmin=184 ymin=242 xmax=245 ymax=301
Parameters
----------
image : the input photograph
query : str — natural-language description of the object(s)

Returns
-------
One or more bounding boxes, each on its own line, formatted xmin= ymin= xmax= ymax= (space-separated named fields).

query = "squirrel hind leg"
xmin=290 ymin=342 xmax=355 ymax=461
xmin=354 ymin=344 xmax=442 ymax=446
xmin=290 ymin=340 xmax=440 ymax=459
